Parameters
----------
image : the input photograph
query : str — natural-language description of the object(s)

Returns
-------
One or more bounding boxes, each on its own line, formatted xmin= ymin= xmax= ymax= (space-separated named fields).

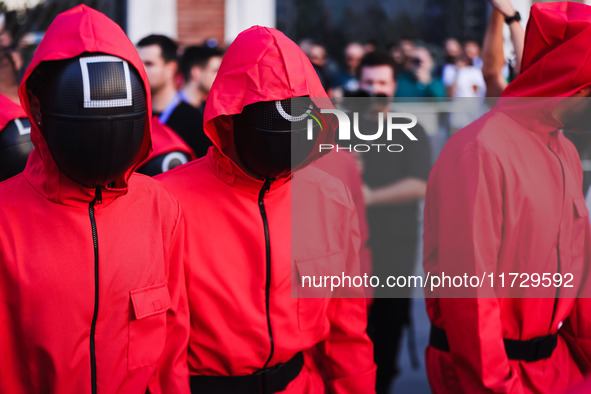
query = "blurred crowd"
xmin=0 ymin=0 xmax=529 ymax=177
xmin=301 ymin=37 xmax=483 ymax=99
xmin=4 ymin=1 xmax=591 ymax=394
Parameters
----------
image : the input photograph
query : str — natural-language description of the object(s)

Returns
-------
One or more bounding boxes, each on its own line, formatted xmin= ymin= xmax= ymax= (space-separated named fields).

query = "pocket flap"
xmin=295 ymin=251 xmax=344 ymax=278
xmin=295 ymin=251 xmax=345 ymax=298
xmin=130 ymin=283 xmax=171 ymax=319
xmin=574 ymin=197 xmax=589 ymax=218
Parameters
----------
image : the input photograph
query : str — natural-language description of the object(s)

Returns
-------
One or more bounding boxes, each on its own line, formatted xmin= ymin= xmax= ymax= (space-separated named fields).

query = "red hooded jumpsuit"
xmin=157 ymin=26 xmax=376 ymax=393
xmin=137 ymin=117 xmax=196 ymax=175
xmin=0 ymin=6 xmax=190 ymax=393
xmin=424 ymin=2 xmax=591 ymax=393
xmin=0 ymin=93 xmax=31 ymax=180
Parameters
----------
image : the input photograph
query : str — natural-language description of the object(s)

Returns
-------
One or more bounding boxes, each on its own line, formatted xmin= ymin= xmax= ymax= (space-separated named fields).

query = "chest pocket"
xmin=295 ymin=251 xmax=345 ymax=331
xmin=574 ymin=197 xmax=589 ymax=219
xmin=569 ymin=197 xmax=590 ymax=292
xmin=128 ymin=283 xmax=170 ymax=370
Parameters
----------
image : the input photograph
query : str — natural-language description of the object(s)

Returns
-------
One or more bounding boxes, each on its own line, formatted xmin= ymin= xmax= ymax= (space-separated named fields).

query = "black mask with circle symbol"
xmin=0 ymin=117 xmax=34 ymax=181
xmin=233 ymin=97 xmax=321 ymax=179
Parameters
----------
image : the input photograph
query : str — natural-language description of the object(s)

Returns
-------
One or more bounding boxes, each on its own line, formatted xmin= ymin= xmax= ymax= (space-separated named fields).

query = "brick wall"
xmin=177 ymin=0 xmax=225 ymax=46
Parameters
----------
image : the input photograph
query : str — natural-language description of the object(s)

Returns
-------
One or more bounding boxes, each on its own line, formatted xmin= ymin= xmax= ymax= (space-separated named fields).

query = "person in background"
xmin=355 ymin=50 xmax=431 ymax=394
xmin=136 ymin=34 xmax=179 ymax=119
xmin=463 ymin=39 xmax=483 ymax=69
xmin=178 ymin=45 xmax=223 ymax=113
xmin=446 ymin=52 xmax=487 ymax=131
xmin=137 ymin=34 xmax=205 ymax=159
xmin=394 ymin=38 xmax=416 ymax=74
xmin=446 ymin=54 xmax=486 ymax=98
xmin=308 ymin=42 xmax=331 ymax=91
xmin=482 ymin=0 xmax=525 ymax=97
xmin=0 ymin=5 xmax=190 ymax=393
xmin=0 ymin=27 xmax=23 ymax=76
xmin=0 ymin=45 xmax=21 ymax=104
xmin=0 ymin=46 xmax=33 ymax=181
xmin=174 ymin=45 xmax=224 ymax=156
xmin=340 ymin=42 xmax=366 ymax=96
xmin=438 ymin=38 xmax=463 ymax=84
xmin=305 ymin=41 xmax=342 ymax=96
xmin=395 ymin=46 xmax=446 ymax=98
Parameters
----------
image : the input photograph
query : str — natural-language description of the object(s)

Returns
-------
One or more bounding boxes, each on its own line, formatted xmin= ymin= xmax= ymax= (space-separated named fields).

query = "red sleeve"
xmin=311 ymin=196 xmax=376 ymax=393
xmin=562 ymin=297 xmax=591 ymax=374
xmin=344 ymin=155 xmax=372 ymax=284
xmin=426 ymin=141 xmax=524 ymax=393
xmin=555 ymin=140 xmax=591 ymax=375
xmin=148 ymin=207 xmax=191 ymax=393
xmin=560 ymin=204 xmax=591 ymax=373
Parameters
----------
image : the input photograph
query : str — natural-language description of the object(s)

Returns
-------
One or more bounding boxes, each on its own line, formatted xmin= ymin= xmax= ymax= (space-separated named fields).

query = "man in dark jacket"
xmin=137 ymin=34 xmax=206 ymax=157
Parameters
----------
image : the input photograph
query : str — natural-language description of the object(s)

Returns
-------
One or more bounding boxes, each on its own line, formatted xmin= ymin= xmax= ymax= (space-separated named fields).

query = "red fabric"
xmin=503 ymin=2 xmax=591 ymax=98
xmin=0 ymin=94 xmax=26 ymax=131
xmin=202 ymin=25 xmax=334 ymax=160
xmin=424 ymin=2 xmax=591 ymax=393
xmin=313 ymin=151 xmax=373 ymax=299
xmin=157 ymin=26 xmax=376 ymax=393
xmin=0 ymin=5 xmax=190 ymax=393
xmin=140 ymin=117 xmax=196 ymax=166
xmin=568 ymin=376 xmax=591 ymax=394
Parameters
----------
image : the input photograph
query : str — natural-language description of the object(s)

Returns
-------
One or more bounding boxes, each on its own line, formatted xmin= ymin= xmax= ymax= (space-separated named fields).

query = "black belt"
xmin=429 ymin=325 xmax=558 ymax=362
xmin=190 ymin=352 xmax=304 ymax=394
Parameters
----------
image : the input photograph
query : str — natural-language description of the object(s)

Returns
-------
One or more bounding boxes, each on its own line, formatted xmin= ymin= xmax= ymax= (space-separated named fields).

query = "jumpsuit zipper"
xmin=548 ymin=131 xmax=564 ymax=331
xmin=89 ymin=186 xmax=102 ymax=394
xmin=258 ymin=178 xmax=274 ymax=369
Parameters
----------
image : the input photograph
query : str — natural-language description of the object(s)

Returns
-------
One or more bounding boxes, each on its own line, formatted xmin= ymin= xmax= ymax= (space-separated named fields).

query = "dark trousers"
xmin=367 ymin=240 xmax=417 ymax=394
xmin=368 ymin=297 xmax=411 ymax=394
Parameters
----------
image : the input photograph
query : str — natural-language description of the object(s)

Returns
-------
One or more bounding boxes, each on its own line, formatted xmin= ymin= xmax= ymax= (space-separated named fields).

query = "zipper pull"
xmin=264 ymin=177 xmax=274 ymax=192
xmin=94 ymin=186 xmax=103 ymax=205
xmin=258 ymin=178 xmax=273 ymax=206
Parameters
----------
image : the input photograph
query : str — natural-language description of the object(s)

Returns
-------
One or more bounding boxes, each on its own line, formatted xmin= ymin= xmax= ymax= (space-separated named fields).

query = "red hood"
xmin=496 ymin=2 xmax=591 ymax=134
xmin=141 ymin=117 xmax=196 ymax=166
xmin=203 ymin=25 xmax=333 ymax=177
xmin=503 ymin=2 xmax=591 ymax=98
xmin=0 ymin=94 xmax=26 ymax=131
xmin=18 ymin=5 xmax=152 ymax=204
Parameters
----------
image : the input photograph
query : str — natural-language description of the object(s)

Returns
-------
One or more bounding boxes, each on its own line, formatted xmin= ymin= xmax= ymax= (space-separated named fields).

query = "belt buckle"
xmin=531 ymin=334 xmax=556 ymax=360
xmin=253 ymin=364 xmax=280 ymax=394
xmin=253 ymin=366 xmax=273 ymax=376
xmin=252 ymin=353 xmax=302 ymax=394
xmin=531 ymin=336 xmax=546 ymax=360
